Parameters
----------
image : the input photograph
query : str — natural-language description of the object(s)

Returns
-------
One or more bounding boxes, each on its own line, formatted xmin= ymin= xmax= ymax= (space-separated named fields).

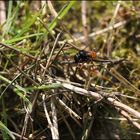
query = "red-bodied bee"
xmin=74 ymin=50 xmax=125 ymax=64
xmin=60 ymin=50 xmax=125 ymax=65
xmin=74 ymin=50 xmax=96 ymax=63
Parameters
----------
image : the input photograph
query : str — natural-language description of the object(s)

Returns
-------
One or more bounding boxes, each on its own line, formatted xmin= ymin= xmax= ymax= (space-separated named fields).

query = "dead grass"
xmin=0 ymin=1 xmax=140 ymax=139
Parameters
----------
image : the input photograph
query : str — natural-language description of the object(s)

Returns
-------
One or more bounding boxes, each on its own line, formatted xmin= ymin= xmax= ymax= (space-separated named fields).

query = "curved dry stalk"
xmin=0 ymin=1 xmax=6 ymax=25
xmin=42 ymin=32 xmax=61 ymax=78
xmin=113 ymin=1 xmax=122 ymax=22
xmin=0 ymin=43 xmax=37 ymax=60
xmin=62 ymin=83 xmax=102 ymax=100
xmin=11 ymin=131 xmax=28 ymax=140
xmin=81 ymin=113 xmax=94 ymax=140
xmin=117 ymin=109 xmax=140 ymax=130
xmin=61 ymin=83 xmax=140 ymax=120
xmin=107 ymin=97 xmax=140 ymax=119
xmin=47 ymin=1 xmax=58 ymax=18
xmin=58 ymin=20 xmax=127 ymax=44
xmin=51 ymin=96 xmax=59 ymax=139
xmin=20 ymin=111 xmax=32 ymax=140
xmin=110 ymin=68 xmax=140 ymax=95
xmin=106 ymin=0 xmax=121 ymax=56
xmin=55 ymin=97 xmax=81 ymax=120
xmin=42 ymin=94 xmax=58 ymax=139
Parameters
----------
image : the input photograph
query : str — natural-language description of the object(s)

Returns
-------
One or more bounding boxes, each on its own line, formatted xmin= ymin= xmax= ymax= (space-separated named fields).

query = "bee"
xmin=74 ymin=50 xmax=96 ymax=63
xmin=60 ymin=50 xmax=125 ymax=65
xmin=74 ymin=50 xmax=125 ymax=64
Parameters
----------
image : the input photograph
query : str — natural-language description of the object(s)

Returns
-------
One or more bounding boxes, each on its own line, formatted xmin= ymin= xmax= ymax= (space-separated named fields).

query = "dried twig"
xmin=118 ymin=109 xmax=140 ymax=130
xmin=61 ymin=83 xmax=140 ymax=120
xmin=51 ymin=96 xmax=59 ymax=139
xmin=59 ymin=20 xmax=127 ymax=44
xmin=0 ymin=1 xmax=6 ymax=25
xmin=37 ymin=17 xmax=55 ymax=40
xmin=42 ymin=94 xmax=57 ymax=139
xmin=106 ymin=0 xmax=122 ymax=57
xmin=0 ymin=43 xmax=37 ymax=60
xmin=55 ymin=97 xmax=81 ymax=120
xmin=110 ymin=68 xmax=140 ymax=95
xmin=11 ymin=131 xmax=28 ymax=140
xmin=107 ymin=97 xmax=140 ymax=119
xmin=47 ymin=1 xmax=58 ymax=18
xmin=42 ymin=33 xmax=61 ymax=78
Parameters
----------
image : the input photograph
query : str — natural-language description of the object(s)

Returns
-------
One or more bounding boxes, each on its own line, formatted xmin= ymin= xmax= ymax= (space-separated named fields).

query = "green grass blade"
xmin=14 ymin=12 xmax=40 ymax=38
xmin=26 ymin=83 xmax=62 ymax=91
xmin=0 ymin=74 xmax=32 ymax=113
xmin=0 ymin=75 xmax=29 ymax=103
xmin=3 ymin=1 xmax=76 ymax=44
xmin=0 ymin=121 xmax=15 ymax=140
xmin=2 ymin=1 xmax=20 ymax=37
xmin=1 ymin=99 xmax=9 ymax=140
xmin=3 ymin=32 xmax=44 ymax=44
xmin=48 ymin=1 xmax=76 ymax=32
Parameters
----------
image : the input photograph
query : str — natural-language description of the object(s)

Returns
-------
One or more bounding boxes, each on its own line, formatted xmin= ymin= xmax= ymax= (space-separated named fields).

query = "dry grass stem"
xmin=62 ymin=83 xmax=140 ymax=119
xmin=59 ymin=20 xmax=127 ymax=44
xmin=1 ymin=2 xmax=140 ymax=139
xmin=43 ymin=33 xmax=61 ymax=77
xmin=118 ymin=109 xmax=140 ymax=130
xmin=110 ymin=68 xmax=140 ymax=95
xmin=47 ymin=1 xmax=58 ymax=18
xmin=0 ymin=1 xmax=6 ymax=25
xmin=51 ymin=96 xmax=59 ymax=139
xmin=42 ymin=94 xmax=57 ymax=139
xmin=55 ymin=97 xmax=81 ymax=120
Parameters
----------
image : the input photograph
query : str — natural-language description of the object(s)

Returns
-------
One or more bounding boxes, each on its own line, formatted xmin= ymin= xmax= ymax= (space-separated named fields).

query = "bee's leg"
xmin=77 ymin=63 xmax=85 ymax=69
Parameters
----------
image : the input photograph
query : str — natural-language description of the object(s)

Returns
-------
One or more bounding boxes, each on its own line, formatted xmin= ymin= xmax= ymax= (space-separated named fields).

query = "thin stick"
xmin=0 ymin=50 xmax=38 ymax=85
xmin=42 ymin=94 xmax=56 ymax=139
xmin=55 ymin=97 xmax=81 ymax=120
xmin=37 ymin=17 xmax=55 ymax=40
xmin=11 ymin=131 xmax=28 ymax=140
xmin=51 ymin=96 xmax=59 ymax=139
xmin=0 ymin=1 xmax=6 ymax=25
xmin=0 ymin=42 xmax=37 ymax=60
xmin=59 ymin=20 xmax=127 ymax=44
xmin=47 ymin=1 xmax=58 ymax=17
xmin=110 ymin=68 xmax=140 ymax=95
xmin=107 ymin=0 xmax=122 ymax=57
xmin=118 ymin=109 xmax=140 ymax=130
xmin=49 ymin=41 xmax=67 ymax=66
xmin=42 ymin=33 xmax=61 ymax=78
xmin=61 ymin=83 xmax=140 ymax=119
